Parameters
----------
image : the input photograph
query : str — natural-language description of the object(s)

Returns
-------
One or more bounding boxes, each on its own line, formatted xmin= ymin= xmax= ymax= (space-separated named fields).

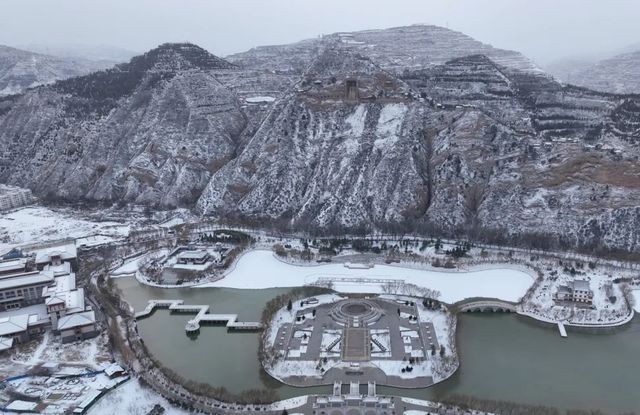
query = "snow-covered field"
xmin=111 ymin=255 xmax=147 ymax=276
xmin=199 ymin=250 xmax=534 ymax=303
xmin=400 ymin=397 xmax=495 ymax=415
xmin=633 ymin=290 xmax=640 ymax=313
xmin=4 ymin=371 xmax=129 ymax=414
xmin=87 ymin=378 xmax=189 ymax=415
xmin=0 ymin=333 xmax=127 ymax=414
xmin=0 ymin=206 xmax=131 ymax=253
xmin=6 ymin=332 xmax=112 ymax=373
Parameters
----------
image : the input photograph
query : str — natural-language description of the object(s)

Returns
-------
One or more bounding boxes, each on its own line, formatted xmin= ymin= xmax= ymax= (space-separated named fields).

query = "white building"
xmin=555 ymin=279 xmax=594 ymax=305
xmin=0 ymin=257 xmax=29 ymax=276
xmin=0 ymin=247 xmax=96 ymax=350
xmin=57 ymin=310 xmax=97 ymax=344
xmin=0 ymin=269 xmax=55 ymax=311
xmin=0 ymin=244 xmax=77 ymax=312
xmin=0 ymin=311 xmax=48 ymax=350
xmin=0 ymin=314 xmax=30 ymax=343
xmin=40 ymin=264 xmax=95 ymax=338
xmin=0 ymin=184 xmax=34 ymax=211
xmin=43 ymin=270 xmax=85 ymax=318
xmin=176 ymin=250 xmax=210 ymax=265
xmin=28 ymin=242 xmax=78 ymax=269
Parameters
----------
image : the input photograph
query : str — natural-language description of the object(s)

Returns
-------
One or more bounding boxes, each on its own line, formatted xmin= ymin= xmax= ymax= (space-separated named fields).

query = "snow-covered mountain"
xmin=0 ymin=45 xmax=115 ymax=96
xmin=228 ymin=24 xmax=540 ymax=74
xmin=1 ymin=27 xmax=640 ymax=254
xmin=200 ymin=51 xmax=640 ymax=252
xmin=16 ymin=43 xmax=138 ymax=64
xmin=0 ymin=43 xmax=255 ymax=208
xmin=546 ymin=49 xmax=640 ymax=94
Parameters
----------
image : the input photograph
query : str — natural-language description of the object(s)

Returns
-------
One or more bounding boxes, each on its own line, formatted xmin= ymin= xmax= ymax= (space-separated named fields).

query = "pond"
xmin=115 ymin=277 xmax=640 ymax=413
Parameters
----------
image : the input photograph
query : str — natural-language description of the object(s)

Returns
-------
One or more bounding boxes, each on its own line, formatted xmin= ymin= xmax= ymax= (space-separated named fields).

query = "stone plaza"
xmin=265 ymin=294 xmax=452 ymax=388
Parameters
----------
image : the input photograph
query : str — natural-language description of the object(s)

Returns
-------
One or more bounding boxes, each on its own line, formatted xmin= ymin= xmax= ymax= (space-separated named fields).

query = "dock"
xmin=135 ymin=299 xmax=263 ymax=332
xmin=557 ymin=321 xmax=567 ymax=338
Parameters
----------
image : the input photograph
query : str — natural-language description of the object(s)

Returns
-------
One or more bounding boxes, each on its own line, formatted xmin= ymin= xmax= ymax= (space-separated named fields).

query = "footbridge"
xmin=451 ymin=298 xmax=517 ymax=313
xmin=135 ymin=299 xmax=263 ymax=332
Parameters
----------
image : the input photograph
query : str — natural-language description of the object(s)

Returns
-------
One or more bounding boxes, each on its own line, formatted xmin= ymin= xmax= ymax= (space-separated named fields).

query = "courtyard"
xmin=264 ymin=294 xmax=455 ymax=388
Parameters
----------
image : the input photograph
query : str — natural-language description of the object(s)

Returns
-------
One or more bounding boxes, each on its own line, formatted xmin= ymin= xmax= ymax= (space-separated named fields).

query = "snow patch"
xmin=345 ymin=104 xmax=368 ymax=137
xmin=374 ymin=103 xmax=406 ymax=149
xmin=245 ymin=96 xmax=276 ymax=103
xmin=87 ymin=378 xmax=189 ymax=415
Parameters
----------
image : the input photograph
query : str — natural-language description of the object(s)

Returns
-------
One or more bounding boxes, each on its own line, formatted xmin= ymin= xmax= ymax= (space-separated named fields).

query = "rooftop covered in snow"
xmin=57 ymin=310 xmax=96 ymax=330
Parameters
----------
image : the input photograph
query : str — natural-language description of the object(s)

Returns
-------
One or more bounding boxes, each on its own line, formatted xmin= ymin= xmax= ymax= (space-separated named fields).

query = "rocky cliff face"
xmin=200 ymin=50 xmax=640 ymax=252
xmin=0 ymin=45 xmax=115 ymax=96
xmin=1 ymin=28 xmax=640 ymax=253
xmin=0 ymin=43 xmax=252 ymax=208
xmin=399 ymin=55 xmax=640 ymax=251
xmin=197 ymin=49 xmax=435 ymax=227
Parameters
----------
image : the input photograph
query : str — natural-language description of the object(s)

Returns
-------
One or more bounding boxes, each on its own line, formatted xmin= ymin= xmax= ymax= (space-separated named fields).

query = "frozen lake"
xmin=198 ymin=249 xmax=535 ymax=303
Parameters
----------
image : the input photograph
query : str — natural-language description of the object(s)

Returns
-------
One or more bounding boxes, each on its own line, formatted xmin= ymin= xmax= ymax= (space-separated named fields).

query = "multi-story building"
xmin=0 ymin=185 xmax=34 ymax=211
xmin=30 ymin=243 xmax=78 ymax=271
xmin=0 ymin=243 xmax=96 ymax=349
xmin=0 ymin=242 xmax=79 ymax=312
xmin=555 ymin=279 xmax=594 ymax=305
xmin=0 ymin=312 xmax=49 ymax=352
xmin=0 ymin=269 xmax=56 ymax=312
xmin=57 ymin=310 xmax=98 ymax=344
xmin=0 ymin=257 xmax=29 ymax=276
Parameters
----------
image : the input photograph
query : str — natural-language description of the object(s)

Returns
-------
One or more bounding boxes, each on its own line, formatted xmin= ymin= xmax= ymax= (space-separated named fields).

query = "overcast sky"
xmin=1 ymin=0 xmax=639 ymax=65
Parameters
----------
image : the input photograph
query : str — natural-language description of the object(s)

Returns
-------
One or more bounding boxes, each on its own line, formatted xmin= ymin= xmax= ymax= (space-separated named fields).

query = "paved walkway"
xmin=135 ymin=299 xmax=262 ymax=331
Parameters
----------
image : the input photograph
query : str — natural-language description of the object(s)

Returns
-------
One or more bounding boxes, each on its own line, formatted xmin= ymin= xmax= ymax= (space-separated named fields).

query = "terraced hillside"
xmin=1 ymin=27 xmax=640 ymax=254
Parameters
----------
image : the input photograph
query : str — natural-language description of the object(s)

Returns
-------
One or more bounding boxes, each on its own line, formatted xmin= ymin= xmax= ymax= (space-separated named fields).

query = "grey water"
xmin=115 ymin=277 xmax=640 ymax=413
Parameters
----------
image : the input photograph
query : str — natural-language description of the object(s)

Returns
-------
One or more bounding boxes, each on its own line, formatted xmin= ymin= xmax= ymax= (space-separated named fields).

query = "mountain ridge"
xmin=1 ymin=27 xmax=640 ymax=254
xmin=545 ymin=49 xmax=640 ymax=94
xmin=0 ymin=44 xmax=117 ymax=96
xmin=227 ymin=24 xmax=540 ymax=74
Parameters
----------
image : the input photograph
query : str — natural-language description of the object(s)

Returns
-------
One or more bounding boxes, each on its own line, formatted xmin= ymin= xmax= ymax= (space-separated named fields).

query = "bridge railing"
xmin=449 ymin=297 xmax=517 ymax=313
